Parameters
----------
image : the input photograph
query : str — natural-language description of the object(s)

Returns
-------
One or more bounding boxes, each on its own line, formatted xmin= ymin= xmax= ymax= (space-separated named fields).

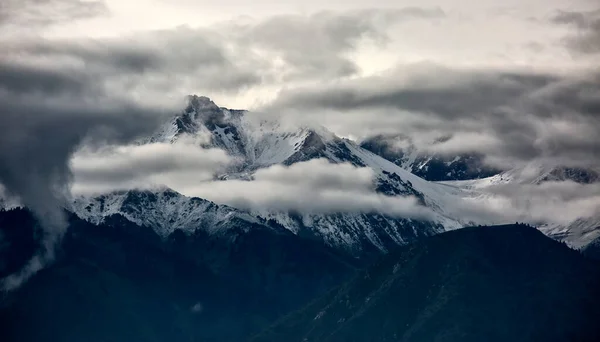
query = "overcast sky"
xmin=0 ymin=0 xmax=598 ymax=199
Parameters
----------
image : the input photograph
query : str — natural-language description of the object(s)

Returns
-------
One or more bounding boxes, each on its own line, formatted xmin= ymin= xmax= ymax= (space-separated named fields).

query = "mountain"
xmin=359 ymin=134 xmax=501 ymax=181
xmin=252 ymin=224 xmax=600 ymax=342
xmin=0 ymin=208 xmax=356 ymax=342
xmin=70 ymin=95 xmax=475 ymax=258
xmin=4 ymin=95 xmax=598 ymax=253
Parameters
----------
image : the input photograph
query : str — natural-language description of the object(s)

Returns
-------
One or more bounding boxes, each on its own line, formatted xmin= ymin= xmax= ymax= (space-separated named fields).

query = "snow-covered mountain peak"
xmin=59 ymin=96 xmax=475 ymax=254
xmin=148 ymin=96 xmax=349 ymax=174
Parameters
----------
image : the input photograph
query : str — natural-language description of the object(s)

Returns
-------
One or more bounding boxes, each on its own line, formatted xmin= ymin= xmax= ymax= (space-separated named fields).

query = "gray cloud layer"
xmin=552 ymin=9 xmax=600 ymax=54
xmin=2 ymin=28 xmax=262 ymax=94
xmin=174 ymin=159 xmax=434 ymax=218
xmin=71 ymin=136 xmax=232 ymax=195
xmin=261 ymin=65 xmax=600 ymax=168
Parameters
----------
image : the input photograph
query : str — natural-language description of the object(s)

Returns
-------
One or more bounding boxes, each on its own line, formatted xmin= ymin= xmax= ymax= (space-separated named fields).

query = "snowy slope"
xmin=71 ymin=188 xmax=262 ymax=237
xmin=540 ymin=215 xmax=600 ymax=249
xmin=70 ymin=186 xmax=447 ymax=255
xmin=148 ymin=95 xmax=317 ymax=173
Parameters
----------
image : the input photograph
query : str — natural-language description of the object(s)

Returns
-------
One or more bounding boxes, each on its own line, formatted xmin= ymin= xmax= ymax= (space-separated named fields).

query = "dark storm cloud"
xmin=0 ymin=62 xmax=93 ymax=95
xmin=263 ymin=66 xmax=600 ymax=168
xmin=0 ymin=51 xmax=178 ymax=290
xmin=552 ymin=9 xmax=600 ymax=54
xmin=269 ymin=71 xmax=556 ymax=118
xmin=0 ymin=52 xmax=181 ymax=206
xmin=0 ymin=0 xmax=108 ymax=28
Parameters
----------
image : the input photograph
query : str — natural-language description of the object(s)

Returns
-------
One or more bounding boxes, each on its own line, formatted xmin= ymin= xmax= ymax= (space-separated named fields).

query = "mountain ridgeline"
xmin=253 ymin=224 xmax=600 ymax=342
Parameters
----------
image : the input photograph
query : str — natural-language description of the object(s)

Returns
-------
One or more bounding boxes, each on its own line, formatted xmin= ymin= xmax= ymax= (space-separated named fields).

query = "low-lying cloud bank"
xmin=70 ymin=136 xmax=233 ymax=195
xmin=71 ymin=157 xmax=434 ymax=219
xmin=69 ymin=143 xmax=600 ymax=229
xmin=452 ymin=181 xmax=600 ymax=227
xmin=179 ymin=159 xmax=433 ymax=218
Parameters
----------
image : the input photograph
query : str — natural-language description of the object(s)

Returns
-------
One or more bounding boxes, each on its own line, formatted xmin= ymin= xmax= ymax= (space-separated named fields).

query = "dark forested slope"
xmin=253 ymin=224 xmax=600 ymax=342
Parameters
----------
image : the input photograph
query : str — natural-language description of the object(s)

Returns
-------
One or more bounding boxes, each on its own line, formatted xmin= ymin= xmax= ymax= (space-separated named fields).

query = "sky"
xmin=0 ymin=0 xmax=599 ymax=289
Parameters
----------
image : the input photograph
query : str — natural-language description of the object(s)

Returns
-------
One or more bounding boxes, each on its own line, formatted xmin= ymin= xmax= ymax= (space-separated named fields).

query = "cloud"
xmin=2 ymin=27 xmax=263 ymax=95
xmin=1 ymin=7 xmax=447 ymax=100
xmin=0 ymin=39 xmax=181 ymax=290
xmin=259 ymin=64 xmax=600 ymax=169
xmin=169 ymin=159 xmax=433 ymax=219
xmin=552 ymin=9 xmax=600 ymax=54
xmin=455 ymin=181 xmax=600 ymax=226
xmin=0 ymin=0 xmax=108 ymax=29
xmin=70 ymin=154 xmax=432 ymax=219
xmin=220 ymin=8 xmax=445 ymax=81
xmin=70 ymin=136 xmax=233 ymax=195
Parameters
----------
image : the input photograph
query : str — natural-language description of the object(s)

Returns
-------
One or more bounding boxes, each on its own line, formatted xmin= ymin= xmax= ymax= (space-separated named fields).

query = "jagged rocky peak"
xmin=183 ymin=95 xmax=228 ymax=130
xmin=186 ymin=94 xmax=220 ymax=112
